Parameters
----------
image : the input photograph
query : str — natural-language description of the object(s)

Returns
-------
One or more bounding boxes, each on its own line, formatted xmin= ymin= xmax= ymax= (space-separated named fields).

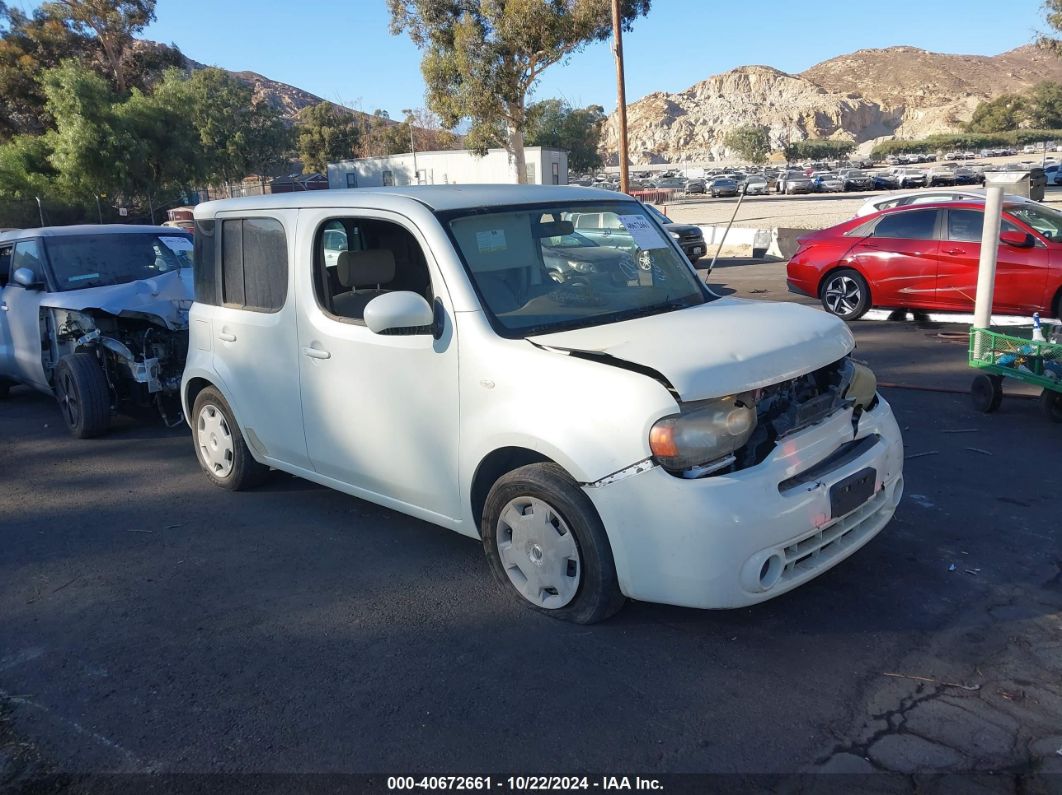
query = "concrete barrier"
xmin=768 ymin=227 xmax=806 ymax=260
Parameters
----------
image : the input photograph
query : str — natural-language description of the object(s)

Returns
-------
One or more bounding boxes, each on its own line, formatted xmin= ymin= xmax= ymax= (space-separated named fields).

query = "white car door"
xmin=203 ymin=210 xmax=311 ymax=470
xmin=294 ymin=208 xmax=461 ymax=522
xmin=2 ymin=239 xmax=50 ymax=389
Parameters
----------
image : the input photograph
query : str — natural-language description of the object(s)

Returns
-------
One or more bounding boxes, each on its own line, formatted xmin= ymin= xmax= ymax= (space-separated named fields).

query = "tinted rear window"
xmin=193 ymin=220 xmax=217 ymax=304
xmin=872 ymin=209 xmax=938 ymax=241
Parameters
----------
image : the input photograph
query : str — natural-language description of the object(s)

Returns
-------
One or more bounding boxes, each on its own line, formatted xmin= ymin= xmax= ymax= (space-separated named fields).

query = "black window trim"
xmin=217 ymin=215 xmax=289 ymax=314
xmin=944 ymin=207 xmax=1048 ymax=248
xmin=868 ymin=207 xmax=943 ymax=242
xmin=310 ymin=212 xmax=437 ymax=332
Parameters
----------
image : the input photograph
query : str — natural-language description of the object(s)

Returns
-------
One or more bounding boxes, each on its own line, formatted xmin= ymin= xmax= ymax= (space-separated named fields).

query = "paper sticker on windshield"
xmin=618 ymin=214 xmax=667 ymax=250
xmin=476 ymin=228 xmax=507 ymax=253
xmin=159 ymin=236 xmax=193 ymax=252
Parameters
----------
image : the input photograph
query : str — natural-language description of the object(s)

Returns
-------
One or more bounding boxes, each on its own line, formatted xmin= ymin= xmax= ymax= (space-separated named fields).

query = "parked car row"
xmin=0 ymin=185 xmax=905 ymax=625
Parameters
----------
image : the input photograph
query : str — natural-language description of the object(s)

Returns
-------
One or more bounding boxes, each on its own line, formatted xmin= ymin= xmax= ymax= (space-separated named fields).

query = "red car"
xmin=786 ymin=200 xmax=1062 ymax=320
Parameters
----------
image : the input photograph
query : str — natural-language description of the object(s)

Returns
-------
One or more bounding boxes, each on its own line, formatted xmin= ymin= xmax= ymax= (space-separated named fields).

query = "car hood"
xmin=527 ymin=297 xmax=854 ymax=402
xmin=666 ymin=223 xmax=703 ymax=237
xmin=39 ymin=269 xmax=194 ymax=330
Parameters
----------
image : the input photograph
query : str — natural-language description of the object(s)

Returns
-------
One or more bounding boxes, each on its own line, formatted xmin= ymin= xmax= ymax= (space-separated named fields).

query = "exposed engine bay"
xmin=43 ymin=305 xmax=189 ymax=426
xmin=730 ymin=357 xmax=864 ymax=472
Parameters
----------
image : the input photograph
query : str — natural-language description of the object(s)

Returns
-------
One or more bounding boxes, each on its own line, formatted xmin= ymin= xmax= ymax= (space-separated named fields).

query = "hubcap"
xmin=196 ymin=404 xmax=234 ymax=478
xmin=58 ymin=371 xmax=78 ymax=427
xmin=824 ymin=275 xmax=862 ymax=315
xmin=496 ymin=496 xmax=581 ymax=609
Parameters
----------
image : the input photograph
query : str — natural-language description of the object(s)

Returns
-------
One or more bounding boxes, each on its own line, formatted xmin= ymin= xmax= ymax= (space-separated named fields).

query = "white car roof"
xmin=194 ymin=185 xmax=631 ymax=219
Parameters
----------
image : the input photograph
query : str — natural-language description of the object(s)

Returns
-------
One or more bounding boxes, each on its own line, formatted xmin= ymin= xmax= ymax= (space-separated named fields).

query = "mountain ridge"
xmin=603 ymin=44 xmax=1062 ymax=163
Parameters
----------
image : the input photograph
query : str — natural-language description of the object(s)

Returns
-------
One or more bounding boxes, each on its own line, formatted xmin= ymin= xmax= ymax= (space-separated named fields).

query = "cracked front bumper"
xmin=586 ymin=396 xmax=904 ymax=609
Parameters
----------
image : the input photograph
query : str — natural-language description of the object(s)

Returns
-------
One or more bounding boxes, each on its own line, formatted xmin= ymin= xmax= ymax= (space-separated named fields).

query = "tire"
xmin=191 ymin=386 xmax=269 ymax=490
xmin=481 ymin=463 xmax=625 ymax=624
xmin=820 ymin=268 xmax=871 ymax=320
xmin=1041 ymin=389 xmax=1062 ymax=423
xmin=971 ymin=374 xmax=1003 ymax=413
xmin=54 ymin=353 xmax=111 ymax=438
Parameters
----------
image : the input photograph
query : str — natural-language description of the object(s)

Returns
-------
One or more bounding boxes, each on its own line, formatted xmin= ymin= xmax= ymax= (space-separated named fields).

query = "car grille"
xmin=680 ymin=230 xmax=702 ymax=241
xmin=779 ymin=487 xmax=889 ymax=583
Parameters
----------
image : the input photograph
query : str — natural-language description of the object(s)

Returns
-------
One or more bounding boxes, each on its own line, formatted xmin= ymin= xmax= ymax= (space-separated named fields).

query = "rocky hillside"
xmin=603 ymin=45 xmax=1062 ymax=164
xmin=179 ymin=53 xmax=387 ymax=128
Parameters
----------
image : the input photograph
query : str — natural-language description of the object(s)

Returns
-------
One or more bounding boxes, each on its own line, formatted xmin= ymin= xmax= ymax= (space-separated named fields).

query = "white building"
xmin=327 ymin=147 xmax=568 ymax=189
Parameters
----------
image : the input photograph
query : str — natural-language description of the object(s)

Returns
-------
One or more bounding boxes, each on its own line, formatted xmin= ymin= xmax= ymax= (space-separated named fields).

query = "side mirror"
xmin=13 ymin=267 xmax=40 ymax=289
xmin=364 ymin=291 xmax=435 ymax=335
xmin=999 ymin=230 xmax=1034 ymax=248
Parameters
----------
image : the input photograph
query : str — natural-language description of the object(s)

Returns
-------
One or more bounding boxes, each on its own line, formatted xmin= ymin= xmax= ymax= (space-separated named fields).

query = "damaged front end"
xmin=43 ymin=303 xmax=190 ymax=426
xmin=649 ymin=357 xmax=878 ymax=479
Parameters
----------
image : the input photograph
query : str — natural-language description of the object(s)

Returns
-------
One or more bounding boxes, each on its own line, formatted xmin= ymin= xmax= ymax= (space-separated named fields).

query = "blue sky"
xmin=10 ymin=0 xmax=1050 ymax=116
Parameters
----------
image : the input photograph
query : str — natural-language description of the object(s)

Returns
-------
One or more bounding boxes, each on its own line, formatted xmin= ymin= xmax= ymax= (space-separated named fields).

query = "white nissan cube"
xmin=183 ymin=186 xmax=904 ymax=623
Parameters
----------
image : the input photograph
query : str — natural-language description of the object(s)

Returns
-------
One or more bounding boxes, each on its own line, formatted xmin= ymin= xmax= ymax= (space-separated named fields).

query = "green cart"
xmin=968 ymin=326 xmax=1062 ymax=422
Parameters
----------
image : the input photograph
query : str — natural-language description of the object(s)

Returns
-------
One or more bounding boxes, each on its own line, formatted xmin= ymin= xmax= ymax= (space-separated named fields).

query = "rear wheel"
xmin=971 ymin=374 xmax=1003 ymax=413
xmin=1041 ymin=389 xmax=1062 ymax=423
xmin=54 ymin=353 xmax=111 ymax=438
xmin=482 ymin=463 xmax=625 ymax=624
xmin=192 ymin=386 xmax=269 ymax=490
xmin=820 ymin=268 xmax=871 ymax=320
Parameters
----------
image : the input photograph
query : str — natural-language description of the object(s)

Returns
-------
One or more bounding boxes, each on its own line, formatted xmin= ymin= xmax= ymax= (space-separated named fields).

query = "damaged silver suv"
xmin=0 ymin=225 xmax=193 ymax=437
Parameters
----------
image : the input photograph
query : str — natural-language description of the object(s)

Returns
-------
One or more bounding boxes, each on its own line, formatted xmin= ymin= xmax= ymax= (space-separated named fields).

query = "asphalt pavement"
xmin=2 ymin=262 xmax=1060 ymax=791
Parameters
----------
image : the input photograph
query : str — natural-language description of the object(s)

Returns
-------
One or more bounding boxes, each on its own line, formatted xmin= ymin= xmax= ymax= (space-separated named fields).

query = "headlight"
xmin=845 ymin=362 xmax=877 ymax=410
xmin=669 ymin=231 xmax=681 ymax=240
xmin=566 ymin=259 xmax=595 ymax=273
xmin=649 ymin=394 xmax=757 ymax=473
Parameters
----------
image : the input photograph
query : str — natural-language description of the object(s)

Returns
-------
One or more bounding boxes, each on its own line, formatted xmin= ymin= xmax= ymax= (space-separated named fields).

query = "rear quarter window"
xmin=871 ymin=209 xmax=938 ymax=240
xmin=193 ymin=220 xmax=217 ymax=304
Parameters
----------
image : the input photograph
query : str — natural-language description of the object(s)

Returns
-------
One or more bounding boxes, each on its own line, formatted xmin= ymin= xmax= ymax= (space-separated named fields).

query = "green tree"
xmin=524 ymin=99 xmax=606 ymax=172
xmin=967 ymin=93 xmax=1026 ymax=132
xmin=40 ymin=60 xmax=124 ymax=202
xmin=296 ymin=101 xmax=360 ymax=172
xmin=0 ymin=4 xmax=91 ymax=138
xmin=388 ymin=0 xmax=651 ymax=183
xmin=1039 ymin=0 xmax=1062 ymax=54
xmin=41 ymin=0 xmax=156 ymax=93
xmin=1026 ymin=81 xmax=1062 ymax=129
xmin=114 ymin=75 xmax=202 ymax=215
xmin=722 ymin=125 xmax=771 ymax=164
xmin=0 ymin=134 xmax=57 ymax=198
xmin=786 ymin=139 xmax=854 ymax=162
xmin=169 ymin=67 xmax=292 ymax=184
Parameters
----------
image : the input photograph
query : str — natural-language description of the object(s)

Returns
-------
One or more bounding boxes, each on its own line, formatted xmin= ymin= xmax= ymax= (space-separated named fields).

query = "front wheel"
xmin=971 ymin=374 xmax=1003 ymax=413
xmin=482 ymin=463 xmax=625 ymax=624
xmin=820 ymin=269 xmax=871 ymax=320
xmin=54 ymin=353 xmax=111 ymax=438
xmin=192 ymin=386 xmax=270 ymax=490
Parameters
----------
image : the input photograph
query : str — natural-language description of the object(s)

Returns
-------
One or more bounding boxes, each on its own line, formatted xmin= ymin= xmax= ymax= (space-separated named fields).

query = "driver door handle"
xmin=943 ymin=248 xmax=964 ymax=255
xmin=0 ymin=302 xmax=7 ymax=311
xmin=217 ymin=331 xmax=236 ymax=342
xmin=303 ymin=347 xmax=331 ymax=360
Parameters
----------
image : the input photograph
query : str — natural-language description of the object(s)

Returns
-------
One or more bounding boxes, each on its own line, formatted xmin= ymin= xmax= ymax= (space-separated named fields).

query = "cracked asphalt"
xmin=2 ymin=260 xmax=1060 ymax=791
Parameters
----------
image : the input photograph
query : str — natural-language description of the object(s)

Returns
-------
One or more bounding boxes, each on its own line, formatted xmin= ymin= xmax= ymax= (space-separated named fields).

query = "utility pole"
xmin=611 ymin=0 xmax=630 ymax=195
xmin=402 ymin=108 xmax=419 ymax=184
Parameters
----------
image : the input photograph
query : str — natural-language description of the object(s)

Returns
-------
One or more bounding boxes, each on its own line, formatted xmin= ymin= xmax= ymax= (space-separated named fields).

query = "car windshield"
xmin=44 ymin=233 xmax=193 ymax=291
xmin=444 ymin=202 xmax=708 ymax=337
xmin=848 ymin=170 xmax=866 ymax=177
xmin=1008 ymin=203 xmax=1062 ymax=240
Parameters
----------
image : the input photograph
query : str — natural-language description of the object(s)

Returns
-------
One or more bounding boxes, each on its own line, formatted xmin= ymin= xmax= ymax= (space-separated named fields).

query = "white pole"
xmin=973 ymin=185 xmax=1004 ymax=330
